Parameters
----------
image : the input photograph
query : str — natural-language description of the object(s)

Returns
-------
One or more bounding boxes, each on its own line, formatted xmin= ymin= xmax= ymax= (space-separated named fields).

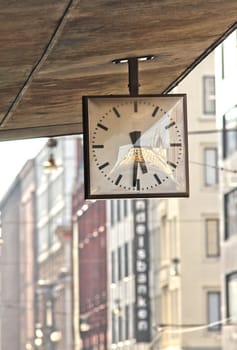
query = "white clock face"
xmin=83 ymin=95 xmax=189 ymax=198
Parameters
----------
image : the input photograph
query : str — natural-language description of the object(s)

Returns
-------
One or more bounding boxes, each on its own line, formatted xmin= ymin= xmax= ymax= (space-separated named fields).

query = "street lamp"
xmin=34 ymin=323 xmax=43 ymax=348
xmin=169 ymin=257 xmax=180 ymax=276
xmin=113 ymin=299 xmax=122 ymax=316
xmin=34 ymin=325 xmax=62 ymax=349
xmin=25 ymin=342 xmax=33 ymax=350
xmin=80 ymin=316 xmax=91 ymax=333
xmin=34 ymin=329 xmax=62 ymax=349
xmin=34 ymin=337 xmax=43 ymax=348
xmin=43 ymin=138 xmax=60 ymax=173
xmin=50 ymin=330 xmax=62 ymax=343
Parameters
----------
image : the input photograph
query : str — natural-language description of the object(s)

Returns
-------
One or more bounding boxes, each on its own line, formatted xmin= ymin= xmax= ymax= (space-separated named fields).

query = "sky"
xmin=0 ymin=138 xmax=46 ymax=201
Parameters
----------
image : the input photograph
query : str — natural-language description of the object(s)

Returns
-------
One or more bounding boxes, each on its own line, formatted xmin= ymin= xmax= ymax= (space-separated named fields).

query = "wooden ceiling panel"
xmin=0 ymin=1 xmax=69 ymax=120
xmin=0 ymin=0 xmax=236 ymax=141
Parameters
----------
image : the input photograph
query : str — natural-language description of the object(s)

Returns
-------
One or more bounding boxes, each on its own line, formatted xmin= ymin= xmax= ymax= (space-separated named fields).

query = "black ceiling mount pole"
xmin=128 ymin=57 xmax=139 ymax=97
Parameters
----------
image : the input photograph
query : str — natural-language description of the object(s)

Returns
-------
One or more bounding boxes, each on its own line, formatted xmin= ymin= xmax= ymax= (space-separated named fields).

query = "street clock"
xmin=82 ymin=94 xmax=189 ymax=199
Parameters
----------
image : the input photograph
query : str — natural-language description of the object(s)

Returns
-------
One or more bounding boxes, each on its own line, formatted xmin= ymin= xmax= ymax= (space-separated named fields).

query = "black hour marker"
xmin=98 ymin=162 xmax=109 ymax=170
xmin=97 ymin=123 xmax=108 ymax=131
xmin=113 ymin=107 xmax=120 ymax=118
xmin=154 ymin=174 xmax=161 ymax=184
xmin=165 ymin=121 xmax=176 ymax=129
xmin=170 ymin=143 xmax=182 ymax=147
xmin=152 ymin=106 xmax=159 ymax=117
xmin=134 ymin=101 xmax=138 ymax=112
xmin=167 ymin=160 xmax=177 ymax=169
xmin=92 ymin=144 xmax=104 ymax=149
xmin=115 ymin=174 xmax=123 ymax=185
xmin=136 ymin=179 xmax=140 ymax=191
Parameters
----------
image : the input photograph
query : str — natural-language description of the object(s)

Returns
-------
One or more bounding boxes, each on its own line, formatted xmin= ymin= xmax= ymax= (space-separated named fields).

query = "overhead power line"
xmin=188 ymin=127 xmax=237 ymax=135
xmin=150 ymin=317 xmax=233 ymax=349
xmin=190 ymin=160 xmax=237 ymax=174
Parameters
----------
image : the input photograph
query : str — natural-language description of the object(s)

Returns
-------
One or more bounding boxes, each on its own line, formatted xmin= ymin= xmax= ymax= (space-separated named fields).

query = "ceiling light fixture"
xmin=112 ymin=55 xmax=155 ymax=64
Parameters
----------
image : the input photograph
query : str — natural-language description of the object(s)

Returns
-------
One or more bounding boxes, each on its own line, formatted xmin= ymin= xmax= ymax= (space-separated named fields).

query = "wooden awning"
xmin=0 ymin=0 xmax=236 ymax=141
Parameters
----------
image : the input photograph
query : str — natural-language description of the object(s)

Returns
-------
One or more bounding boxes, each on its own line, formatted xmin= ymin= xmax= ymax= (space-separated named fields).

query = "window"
xmin=226 ymin=272 xmax=237 ymax=322
xmin=37 ymin=191 xmax=47 ymax=218
xmin=38 ymin=224 xmax=48 ymax=254
xmin=161 ymin=215 xmax=169 ymax=260
xmin=117 ymin=200 xmax=121 ymax=222
xmin=110 ymin=200 xmax=114 ymax=226
xmin=204 ymin=148 xmax=218 ymax=186
xmin=207 ymin=291 xmax=221 ymax=331
xmin=50 ymin=175 xmax=63 ymax=205
xmin=203 ymin=76 xmax=216 ymax=115
xmin=224 ymin=188 xmax=237 ymax=239
xmin=118 ymin=313 xmax=123 ymax=341
xmin=118 ymin=246 xmax=122 ymax=280
xmin=170 ymin=290 xmax=178 ymax=326
xmin=112 ymin=312 xmax=116 ymax=344
xmin=125 ymin=305 xmax=129 ymax=339
xmin=223 ymin=105 xmax=237 ymax=159
xmin=124 ymin=242 xmax=129 ymax=277
xmin=111 ymin=251 xmax=116 ymax=283
xmin=221 ymin=44 xmax=225 ymax=79
xmin=206 ymin=219 xmax=220 ymax=257
xmin=124 ymin=200 xmax=128 ymax=217
xmin=170 ymin=217 xmax=177 ymax=259
xmin=161 ymin=286 xmax=169 ymax=324
xmin=131 ymin=304 xmax=135 ymax=339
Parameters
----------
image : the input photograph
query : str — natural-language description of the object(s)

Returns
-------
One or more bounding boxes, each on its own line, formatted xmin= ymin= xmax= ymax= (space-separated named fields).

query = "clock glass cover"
xmin=82 ymin=95 xmax=189 ymax=199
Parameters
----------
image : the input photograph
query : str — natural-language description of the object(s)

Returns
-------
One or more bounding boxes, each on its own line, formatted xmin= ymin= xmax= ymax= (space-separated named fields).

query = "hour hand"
xmin=129 ymin=131 xmax=141 ymax=146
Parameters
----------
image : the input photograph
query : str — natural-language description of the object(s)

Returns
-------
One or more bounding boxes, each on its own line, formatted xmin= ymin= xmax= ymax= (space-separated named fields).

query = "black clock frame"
xmin=82 ymin=94 xmax=189 ymax=199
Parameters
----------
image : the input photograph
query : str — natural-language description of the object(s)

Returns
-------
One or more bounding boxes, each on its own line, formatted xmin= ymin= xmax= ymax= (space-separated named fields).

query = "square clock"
xmin=82 ymin=94 xmax=189 ymax=199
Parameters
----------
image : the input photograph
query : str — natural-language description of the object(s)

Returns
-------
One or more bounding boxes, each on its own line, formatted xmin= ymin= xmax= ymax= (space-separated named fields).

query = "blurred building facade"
xmin=0 ymin=159 xmax=36 ymax=350
xmin=34 ymin=136 xmax=77 ymax=350
xmin=107 ymin=199 xmax=135 ymax=349
xmin=215 ymin=29 xmax=237 ymax=350
xmin=153 ymin=52 xmax=221 ymax=350
xmin=20 ymin=160 xmax=37 ymax=350
xmin=72 ymin=138 xmax=108 ymax=350
xmin=107 ymin=197 xmax=162 ymax=350
xmin=0 ymin=137 xmax=77 ymax=350
xmin=0 ymin=173 xmax=23 ymax=350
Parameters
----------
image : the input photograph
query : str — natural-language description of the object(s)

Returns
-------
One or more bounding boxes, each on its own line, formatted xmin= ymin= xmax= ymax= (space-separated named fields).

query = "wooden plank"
xmin=0 ymin=123 xmax=82 ymax=142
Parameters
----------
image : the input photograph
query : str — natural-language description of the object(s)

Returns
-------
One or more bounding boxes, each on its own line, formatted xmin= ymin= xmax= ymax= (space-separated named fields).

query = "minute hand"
xmin=132 ymin=157 xmax=139 ymax=188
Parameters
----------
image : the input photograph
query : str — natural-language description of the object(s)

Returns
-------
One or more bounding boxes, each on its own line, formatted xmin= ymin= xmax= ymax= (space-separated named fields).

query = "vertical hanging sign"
xmin=133 ymin=199 xmax=151 ymax=342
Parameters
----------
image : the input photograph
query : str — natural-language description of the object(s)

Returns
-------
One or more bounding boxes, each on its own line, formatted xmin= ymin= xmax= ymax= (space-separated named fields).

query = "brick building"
xmin=72 ymin=138 xmax=107 ymax=350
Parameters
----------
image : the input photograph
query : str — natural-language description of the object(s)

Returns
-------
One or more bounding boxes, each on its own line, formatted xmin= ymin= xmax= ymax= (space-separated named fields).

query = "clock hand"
xmin=133 ymin=156 xmax=138 ymax=188
xmin=137 ymin=148 xmax=147 ymax=174
xmin=129 ymin=131 xmax=140 ymax=187
xmin=129 ymin=130 xmax=141 ymax=145
xmin=129 ymin=131 xmax=148 ymax=174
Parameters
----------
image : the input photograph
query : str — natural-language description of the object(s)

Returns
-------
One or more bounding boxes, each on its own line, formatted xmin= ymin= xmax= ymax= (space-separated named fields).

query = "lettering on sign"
xmin=133 ymin=200 xmax=151 ymax=342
